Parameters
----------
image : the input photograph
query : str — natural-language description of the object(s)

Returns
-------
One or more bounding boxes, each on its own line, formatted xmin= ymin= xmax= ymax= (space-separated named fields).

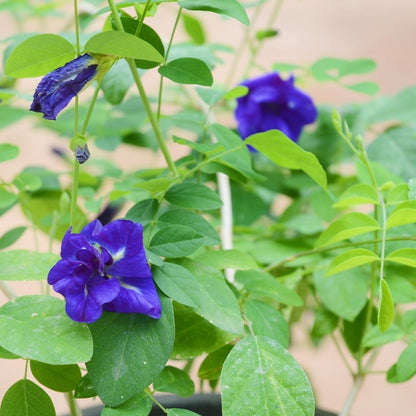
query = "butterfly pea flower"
xmin=30 ymin=53 xmax=112 ymax=120
xmin=235 ymin=72 xmax=317 ymax=146
xmin=48 ymin=219 xmax=161 ymax=323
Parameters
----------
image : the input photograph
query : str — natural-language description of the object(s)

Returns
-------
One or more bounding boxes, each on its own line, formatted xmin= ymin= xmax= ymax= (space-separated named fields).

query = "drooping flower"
xmin=48 ymin=219 xmax=161 ymax=323
xmin=30 ymin=53 xmax=98 ymax=120
xmin=235 ymin=72 xmax=317 ymax=145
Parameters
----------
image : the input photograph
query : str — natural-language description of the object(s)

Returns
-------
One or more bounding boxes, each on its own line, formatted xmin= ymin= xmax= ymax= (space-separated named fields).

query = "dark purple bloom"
xmin=48 ymin=219 xmax=161 ymax=323
xmin=30 ymin=54 xmax=98 ymax=120
xmin=235 ymin=72 xmax=317 ymax=146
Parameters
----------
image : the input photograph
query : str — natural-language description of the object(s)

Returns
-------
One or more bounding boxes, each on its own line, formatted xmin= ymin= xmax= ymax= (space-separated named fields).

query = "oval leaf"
xmin=0 ymin=379 xmax=55 ymax=416
xmin=85 ymin=31 xmax=164 ymax=62
xmin=221 ymin=336 xmax=315 ymax=416
xmin=5 ymin=34 xmax=75 ymax=78
xmin=0 ymin=295 xmax=93 ymax=365
xmin=159 ymin=58 xmax=213 ymax=86
xmin=315 ymin=212 xmax=380 ymax=248
xmin=378 ymin=279 xmax=394 ymax=332
xmin=0 ymin=144 xmax=19 ymax=163
xmin=386 ymin=201 xmax=416 ymax=229
xmin=386 ymin=248 xmax=416 ymax=268
xmin=326 ymin=249 xmax=379 ymax=276
xmin=165 ymin=183 xmax=222 ymax=210
xmin=335 ymin=183 xmax=380 ymax=207
xmin=153 ymin=366 xmax=194 ymax=397
xmin=86 ymin=295 xmax=174 ymax=407
xmin=245 ymin=130 xmax=327 ymax=190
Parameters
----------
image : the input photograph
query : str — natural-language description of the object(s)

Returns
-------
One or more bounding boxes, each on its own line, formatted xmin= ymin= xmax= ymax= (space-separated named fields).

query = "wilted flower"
xmin=30 ymin=53 xmax=98 ymax=120
xmin=235 ymin=72 xmax=317 ymax=144
xmin=48 ymin=219 xmax=161 ymax=323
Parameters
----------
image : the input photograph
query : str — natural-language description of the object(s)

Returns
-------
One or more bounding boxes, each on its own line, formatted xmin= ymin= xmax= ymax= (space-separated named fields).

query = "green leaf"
xmin=386 ymin=201 xmax=416 ymax=229
xmin=311 ymin=308 xmax=339 ymax=339
xmin=153 ymin=366 xmax=194 ymax=397
xmin=165 ymin=183 xmax=222 ymax=210
xmin=159 ymin=58 xmax=213 ymax=86
xmin=310 ymin=57 xmax=376 ymax=81
xmin=0 ymin=379 xmax=55 ymax=416
xmin=343 ymin=81 xmax=379 ymax=95
xmin=362 ymin=324 xmax=404 ymax=348
xmin=342 ymin=303 xmax=370 ymax=355
xmin=0 ymin=295 xmax=93 ymax=365
xmin=150 ymin=225 xmax=207 ymax=258
xmin=13 ymin=172 xmax=42 ymax=192
xmin=182 ymin=13 xmax=206 ymax=44
xmin=30 ymin=361 xmax=81 ymax=392
xmin=85 ymin=31 xmax=164 ymax=62
xmin=314 ymin=268 xmax=370 ymax=321
xmin=101 ymin=59 xmax=134 ymax=105
xmin=125 ymin=198 xmax=159 ymax=226
xmin=334 ymin=183 xmax=380 ymax=207
xmin=195 ymin=249 xmax=257 ymax=270
xmin=168 ymin=409 xmax=201 ymax=416
xmin=0 ymin=188 xmax=18 ymax=209
xmin=0 ymin=345 xmax=19 ymax=359
xmin=74 ymin=374 xmax=97 ymax=399
xmin=172 ymin=304 xmax=234 ymax=359
xmin=158 ymin=209 xmax=220 ymax=246
xmin=235 ymin=270 xmax=303 ymax=307
xmin=0 ymin=144 xmax=19 ymax=163
xmin=245 ymin=130 xmax=327 ymax=190
xmin=5 ymin=34 xmax=75 ymax=78
xmin=386 ymin=248 xmax=416 ymax=268
xmin=386 ymin=274 xmax=416 ymax=304
xmin=223 ymin=85 xmax=249 ymax=100
xmin=176 ymin=258 xmax=244 ymax=334
xmin=0 ymin=227 xmax=26 ymax=250
xmin=391 ymin=343 xmax=416 ymax=382
xmin=198 ymin=344 xmax=233 ymax=380
xmin=244 ymin=300 xmax=290 ymax=348
xmin=86 ymin=295 xmax=174 ymax=406
xmin=378 ymin=279 xmax=394 ymax=332
xmin=153 ymin=262 xmax=200 ymax=308
xmin=326 ymin=249 xmax=379 ymax=276
xmin=221 ymin=336 xmax=315 ymax=416
xmin=315 ymin=212 xmax=380 ymax=247
xmin=101 ymin=391 xmax=152 ymax=416
xmin=178 ymin=0 xmax=249 ymax=26
xmin=0 ymin=250 xmax=59 ymax=281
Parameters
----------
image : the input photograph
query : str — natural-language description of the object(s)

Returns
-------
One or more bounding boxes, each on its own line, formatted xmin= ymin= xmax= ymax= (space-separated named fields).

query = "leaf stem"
xmin=107 ymin=0 xmax=179 ymax=177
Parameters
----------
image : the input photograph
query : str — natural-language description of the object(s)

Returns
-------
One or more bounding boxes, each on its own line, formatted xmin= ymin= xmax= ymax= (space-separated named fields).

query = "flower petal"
xmin=103 ymin=276 xmax=161 ymax=319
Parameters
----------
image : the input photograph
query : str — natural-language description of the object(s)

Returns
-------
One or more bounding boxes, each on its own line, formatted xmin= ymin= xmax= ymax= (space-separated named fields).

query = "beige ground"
xmin=1 ymin=1 xmax=416 ymax=415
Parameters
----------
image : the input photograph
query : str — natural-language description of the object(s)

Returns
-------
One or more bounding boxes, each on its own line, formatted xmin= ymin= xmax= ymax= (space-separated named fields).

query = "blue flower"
xmin=235 ymin=72 xmax=317 ymax=145
xmin=48 ymin=219 xmax=161 ymax=323
xmin=30 ymin=54 xmax=98 ymax=120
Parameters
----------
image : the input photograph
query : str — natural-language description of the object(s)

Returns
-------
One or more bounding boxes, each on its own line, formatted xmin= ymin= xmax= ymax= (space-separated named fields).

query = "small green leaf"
xmin=386 ymin=201 xmax=416 ymax=229
xmin=195 ymin=249 xmax=257 ymax=270
xmin=245 ymin=130 xmax=327 ymax=190
xmin=85 ymin=31 xmax=164 ymax=62
xmin=178 ymin=0 xmax=249 ymax=26
xmin=378 ymin=279 xmax=394 ymax=332
xmin=362 ymin=324 xmax=404 ymax=348
xmin=153 ymin=366 xmax=194 ymax=397
xmin=0 ymin=188 xmax=18 ymax=209
xmin=223 ymin=85 xmax=249 ymax=100
xmin=393 ymin=343 xmax=416 ymax=382
xmin=101 ymin=59 xmax=134 ymax=105
xmin=0 ymin=296 xmax=93 ymax=365
xmin=125 ymin=198 xmax=159 ymax=226
xmin=244 ymin=300 xmax=290 ymax=348
xmin=310 ymin=57 xmax=376 ymax=81
xmin=386 ymin=248 xmax=416 ymax=268
xmin=150 ymin=225 xmax=206 ymax=258
xmin=159 ymin=58 xmax=213 ymax=86
xmin=343 ymin=81 xmax=379 ymax=95
xmin=165 ymin=183 xmax=222 ymax=210
xmin=334 ymin=183 xmax=380 ymax=207
xmin=235 ymin=270 xmax=303 ymax=307
xmin=0 ymin=227 xmax=26 ymax=250
xmin=168 ymin=409 xmax=201 ymax=416
xmin=101 ymin=391 xmax=152 ymax=416
xmin=198 ymin=344 xmax=233 ymax=380
xmin=221 ymin=336 xmax=315 ymax=416
xmin=5 ymin=34 xmax=75 ymax=78
xmin=0 ymin=379 xmax=55 ymax=416
xmin=30 ymin=361 xmax=81 ymax=392
xmin=326 ymin=249 xmax=379 ymax=276
xmin=182 ymin=13 xmax=206 ymax=44
xmin=315 ymin=212 xmax=380 ymax=247
xmin=0 ymin=144 xmax=19 ymax=163
xmin=0 ymin=250 xmax=59 ymax=281
xmin=153 ymin=262 xmax=200 ymax=308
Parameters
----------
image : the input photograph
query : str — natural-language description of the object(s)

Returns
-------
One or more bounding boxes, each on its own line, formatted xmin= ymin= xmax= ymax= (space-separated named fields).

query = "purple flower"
xmin=48 ymin=219 xmax=161 ymax=323
xmin=235 ymin=72 xmax=317 ymax=145
xmin=30 ymin=54 xmax=98 ymax=120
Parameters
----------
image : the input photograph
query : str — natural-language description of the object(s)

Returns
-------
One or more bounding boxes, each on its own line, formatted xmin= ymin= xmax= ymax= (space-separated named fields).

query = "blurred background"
xmin=1 ymin=0 xmax=416 ymax=414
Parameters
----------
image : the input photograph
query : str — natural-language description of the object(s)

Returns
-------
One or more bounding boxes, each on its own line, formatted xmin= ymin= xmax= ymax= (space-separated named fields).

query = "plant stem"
xmin=69 ymin=157 xmax=80 ymax=230
xmin=73 ymin=0 xmax=80 ymax=56
xmin=107 ymin=0 xmax=179 ymax=177
xmin=156 ymin=6 xmax=182 ymax=121
xmin=80 ymin=79 xmax=102 ymax=136
xmin=65 ymin=391 xmax=82 ymax=416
